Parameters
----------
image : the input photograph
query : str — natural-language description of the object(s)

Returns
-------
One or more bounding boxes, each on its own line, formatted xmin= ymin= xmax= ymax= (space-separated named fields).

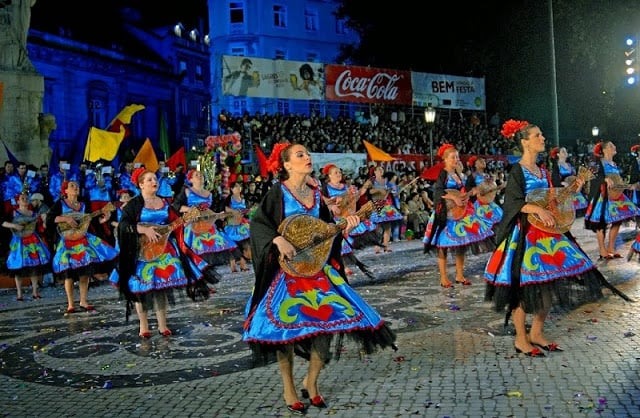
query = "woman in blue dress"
xmin=484 ymin=120 xmax=630 ymax=357
xmin=549 ymin=146 xmax=588 ymax=214
xmin=584 ymin=141 xmax=639 ymax=259
xmin=46 ymin=180 xmax=117 ymax=314
xmin=243 ymin=143 xmax=396 ymax=415
xmin=114 ymin=168 xmax=211 ymax=338
xmin=172 ymin=169 xmax=238 ymax=274
xmin=321 ymin=163 xmax=378 ymax=278
xmin=366 ymin=165 xmax=403 ymax=253
xmin=2 ymin=192 xmax=50 ymax=301
xmin=465 ymin=155 xmax=504 ymax=228
xmin=223 ymin=181 xmax=251 ymax=272
xmin=423 ymin=144 xmax=495 ymax=288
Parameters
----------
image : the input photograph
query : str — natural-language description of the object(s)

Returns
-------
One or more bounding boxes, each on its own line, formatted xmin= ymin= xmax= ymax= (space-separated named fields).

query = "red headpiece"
xmin=466 ymin=156 xmax=478 ymax=168
xmin=549 ymin=147 xmax=560 ymax=159
xmin=500 ymin=119 xmax=529 ymax=140
xmin=631 ymin=144 xmax=640 ymax=153
xmin=186 ymin=169 xmax=198 ymax=181
xmin=130 ymin=167 xmax=147 ymax=187
xmin=593 ymin=142 xmax=603 ymax=157
xmin=267 ymin=142 xmax=291 ymax=175
xmin=60 ymin=180 xmax=70 ymax=197
xmin=437 ymin=144 xmax=456 ymax=160
xmin=321 ymin=163 xmax=337 ymax=176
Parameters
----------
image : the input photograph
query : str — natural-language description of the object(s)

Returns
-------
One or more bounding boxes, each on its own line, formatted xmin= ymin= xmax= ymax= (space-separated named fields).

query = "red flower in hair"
xmin=631 ymin=144 xmax=640 ymax=153
xmin=437 ymin=144 xmax=456 ymax=160
xmin=186 ymin=169 xmax=198 ymax=181
xmin=593 ymin=142 xmax=603 ymax=157
xmin=549 ymin=147 xmax=560 ymax=159
xmin=60 ymin=180 xmax=70 ymax=196
xmin=321 ymin=163 xmax=337 ymax=176
xmin=500 ymin=119 xmax=529 ymax=140
xmin=267 ymin=142 xmax=291 ymax=175
xmin=467 ymin=156 xmax=477 ymax=168
xmin=130 ymin=167 xmax=147 ymax=186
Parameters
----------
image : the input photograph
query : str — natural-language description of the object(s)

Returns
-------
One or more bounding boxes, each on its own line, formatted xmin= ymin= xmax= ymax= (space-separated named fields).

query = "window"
xmin=88 ymin=99 xmax=105 ymax=128
xmin=230 ymin=46 xmax=246 ymax=56
xmin=273 ymin=5 xmax=286 ymax=28
xmin=304 ymin=8 xmax=318 ymax=31
xmin=195 ymin=64 xmax=203 ymax=82
xmin=336 ymin=18 xmax=348 ymax=35
xmin=179 ymin=60 xmax=187 ymax=75
xmin=274 ymin=49 xmax=286 ymax=60
xmin=229 ymin=2 xmax=244 ymax=24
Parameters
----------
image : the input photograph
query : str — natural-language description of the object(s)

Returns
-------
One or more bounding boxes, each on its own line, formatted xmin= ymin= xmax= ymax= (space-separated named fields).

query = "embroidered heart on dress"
xmin=540 ymin=252 xmax=566 ymax=266
xmin=300 ymin=304 xmax=333 ymax=321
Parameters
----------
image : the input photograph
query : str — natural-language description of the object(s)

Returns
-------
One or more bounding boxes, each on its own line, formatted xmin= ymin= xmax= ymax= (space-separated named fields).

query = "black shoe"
xmin=286 ymin=401 xmax=307 ymax=415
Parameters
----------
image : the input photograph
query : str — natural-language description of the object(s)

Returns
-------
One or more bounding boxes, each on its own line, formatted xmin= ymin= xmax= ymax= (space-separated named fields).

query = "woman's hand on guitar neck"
xmin=343 ymin=215 xmax=360 ymax=234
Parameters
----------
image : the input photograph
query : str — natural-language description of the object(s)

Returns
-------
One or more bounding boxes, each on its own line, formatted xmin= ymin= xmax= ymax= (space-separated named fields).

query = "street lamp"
xmin=424 ymin=106 xmax=436 ymax=166
xmin=592 ymin=126 xmax=599 ymax=139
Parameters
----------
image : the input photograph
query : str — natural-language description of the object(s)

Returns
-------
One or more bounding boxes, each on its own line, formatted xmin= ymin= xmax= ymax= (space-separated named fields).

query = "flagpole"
xmin=549 ymin=0 xmax=560 ymax=146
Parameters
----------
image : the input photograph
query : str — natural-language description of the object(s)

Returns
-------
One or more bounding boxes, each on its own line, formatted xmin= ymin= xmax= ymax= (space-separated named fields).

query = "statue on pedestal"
xmin=0 ymin=0 xmax=37 ymax=71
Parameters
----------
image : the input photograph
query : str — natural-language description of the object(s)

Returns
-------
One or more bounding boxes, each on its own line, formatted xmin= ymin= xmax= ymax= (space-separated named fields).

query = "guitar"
xmin=605 ymin=174 xmax=634 ymax=199
xmin=138 ymin=207 xmax=199 ymax=262
xmin=277 ymin=200 xmax=380 ymax=277
xmin=444 ymin=189 xmax=473 ymax=220
xmin=526 ymin=166 xmax=595 ymax=234
xmin=58 ymin=202 xmax=115 ymax=240
xmin=191 ymin=209 xmax=233 ymax=233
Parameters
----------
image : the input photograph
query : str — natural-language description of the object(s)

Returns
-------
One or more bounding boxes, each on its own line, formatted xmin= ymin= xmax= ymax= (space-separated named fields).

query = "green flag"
xmin=159 ymin=112 xmax=170 ymax=160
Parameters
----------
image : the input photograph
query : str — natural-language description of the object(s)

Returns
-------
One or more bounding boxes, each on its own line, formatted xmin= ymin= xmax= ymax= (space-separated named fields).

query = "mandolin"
xmin=605 ymin=174 xmax=634 ymax=199
xmin=277 ymin=200 xmax=379 ymax=277
xmin=190 ymin=208 xmax=233 ymax=233
xmin=138 ymin=207 xmax=199 ymax=262
xmin=444 ymin=189 xmax=473 ymax=220
xmin=58 ymin=202 xmax=115 ymax=240
xmin=526 ymin=166 xmax=594 ymax=234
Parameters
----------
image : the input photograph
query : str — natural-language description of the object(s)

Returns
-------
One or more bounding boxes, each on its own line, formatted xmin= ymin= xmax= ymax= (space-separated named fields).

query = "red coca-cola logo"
xmin=333 ymin=70 xmax=401 ymax=100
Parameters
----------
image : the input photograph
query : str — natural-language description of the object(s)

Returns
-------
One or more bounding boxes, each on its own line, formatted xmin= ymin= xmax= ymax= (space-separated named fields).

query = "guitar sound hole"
xmin=310 ymin=233 xmax=324 ymax=244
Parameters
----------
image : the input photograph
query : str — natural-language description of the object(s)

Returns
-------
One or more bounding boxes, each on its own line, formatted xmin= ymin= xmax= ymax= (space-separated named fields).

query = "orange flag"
xmin=363 ymin=140 xmax=396 ymax=162
xmin=133 ymin=138 xmax=159 ymax=172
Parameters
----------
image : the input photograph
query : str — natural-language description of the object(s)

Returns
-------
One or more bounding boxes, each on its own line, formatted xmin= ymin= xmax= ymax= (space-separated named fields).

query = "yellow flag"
xmin=134 ymin=138 xmax=159 ymax=172
xmin=84 ymin=126 xmax=126 ymax=162
xmin=107 ymin=104 xmax=146 ymax=128
xmin=363 ymin=140 xmax=396 ymax=161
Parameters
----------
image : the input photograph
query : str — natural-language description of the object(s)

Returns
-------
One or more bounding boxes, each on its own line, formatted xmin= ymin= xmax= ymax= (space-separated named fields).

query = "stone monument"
xmin=0 ymin=0 xmax=50 ymax=166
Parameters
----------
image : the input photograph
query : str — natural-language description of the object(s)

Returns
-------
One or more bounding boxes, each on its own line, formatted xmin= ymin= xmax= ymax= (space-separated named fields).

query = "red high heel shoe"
xmin=310 ymin=395 xmax=328 ymax=408
xmin=139 ymin=331 xmax=152 ymax=339
xmin=158 ymin=329 xmax=173 ymax=337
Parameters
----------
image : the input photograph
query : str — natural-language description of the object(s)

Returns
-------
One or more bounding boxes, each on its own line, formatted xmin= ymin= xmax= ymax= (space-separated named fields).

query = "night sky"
xmin=28 ymin=0 xmax=640 ymax=146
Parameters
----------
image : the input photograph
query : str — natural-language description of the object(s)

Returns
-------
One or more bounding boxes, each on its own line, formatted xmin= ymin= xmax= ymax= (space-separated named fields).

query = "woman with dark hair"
xmin=46 ymin=180 xmax=117 ymax=314
xmin=243 ymin=142 xmax=397 ymax=415
xmin=172 ymin=169 xmax=237 ymax=274
xmin=113 ymin=168 xmax=211 ymax=338
xmin=223 ymin=181 xmax=252 ymax=272
xmin=367 ymin=165 xmax=403 ymax=253
xmin=484 ymin=120 xmax=631 ymax=357
xmin=584 ymin=141 xmax=639 ymax=259
xmin=2 ymin=191 xmax=50 ymax=301
xmin=465 ymin=155 xmax=503 ymax=229
xmin=548 ymin=146 xmax=588 ymax=215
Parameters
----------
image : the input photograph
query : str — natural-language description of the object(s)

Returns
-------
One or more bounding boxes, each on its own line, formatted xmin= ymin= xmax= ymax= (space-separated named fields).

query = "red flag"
xmin=254 ymin=144 xmax=268 ymax=177
xmin=421 ymin=162 xmax=444 ymax=181
xmin=166 ymin=146 xmax=186 ymax=172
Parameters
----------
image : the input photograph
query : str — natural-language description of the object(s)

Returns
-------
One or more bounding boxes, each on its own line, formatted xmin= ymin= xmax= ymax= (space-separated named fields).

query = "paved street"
xmin=1 ymin=222 xmax=639 ymax=418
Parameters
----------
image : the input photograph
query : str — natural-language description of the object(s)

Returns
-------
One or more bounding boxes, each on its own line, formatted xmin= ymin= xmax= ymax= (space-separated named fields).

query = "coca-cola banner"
xmin=411 ymin=72 xmax=486 ymax=111
xmin=324 ymin=65 xmax=413 ymax=104
xmin=222 ymin=55 xmax=325 ymax=100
